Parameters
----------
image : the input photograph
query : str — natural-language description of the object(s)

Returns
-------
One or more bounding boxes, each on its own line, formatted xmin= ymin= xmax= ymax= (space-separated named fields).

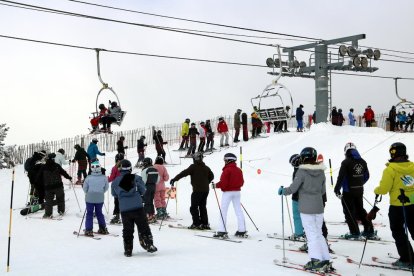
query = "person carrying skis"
xmin=334 ymin=142 xmax=374 ymax=239
xmin=83 ymin=161 xmax=109 ymax=237
xmin=141 ymin=157 xmax=160 ymax=223
xmin=212 ymin=153 xmax=247 ymax=238
xmin=87 ymin=138 xmax=105 ymax=163
xmin=233 ymin=109 xmax=242 ymax=142
xmin=179 ymin=118 xmax=190 ymax=150
xmin=198 ymin=121 xmax=207 ymax=152
xmin=186 ymin=123 xmax=199 ymax=157
xmin=217 ymin=117 xmax=229 ymax=147
xmin=37 ymin=153 xmax=72 ymax=218
xmin=374 ymin=142 xmax=414 ymax=268
xmin=116 ymin=136 xmax=128 ymax=154
xmin=205 ymin=120 xmax=215 ymax=152
xmin=108 ymin=153 xmax=124 ymax=224
xmin=170 ymin=152 xmax=214 ymax=229
xmin=289 ymin=153 xmax=305 ymax=240
xmin=112 ymin=159 xmax=157 ymax=256
xmin=153 ymin=156 xmax=170 ymax=219
xmin=153 ymin=128 xmax=167 ymax=161
xmin=278 ymin=147 xmax=333 ymax=272
xmin=348 ymin=108 xmax=356 ymax=126
xmin=296 ymin=104 xmax=305 ymax=132
xmin=135 ymin=135 xmax=147 ymax=168
xmin=72 ymin=144 xmax=90 ymax=185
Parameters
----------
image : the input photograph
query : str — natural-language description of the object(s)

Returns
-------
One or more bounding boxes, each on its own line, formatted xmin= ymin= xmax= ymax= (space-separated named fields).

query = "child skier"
xmin=141 ymin=157 xmax=160 ymax=223
xmin=111 ymin=159 xmax=157 ymax=256
xmin=278 ymin=147 xmax=333 ymax=272
xmin=153 ymin=156 xmax=170 ymax=219
xmin=212 ymin=153 xmax=247 ymax=238
xmin=108 ymin=153 xmax=124 ymax=224
xmin=83 ymin=161 xmax=109 ymax=237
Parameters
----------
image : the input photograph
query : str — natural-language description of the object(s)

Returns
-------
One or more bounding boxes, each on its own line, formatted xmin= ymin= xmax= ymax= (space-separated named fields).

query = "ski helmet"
xmin=110 ymin=101 xmax=118 ymax=107
xmin=120 ymin=159 xmax=132 ymax=171
xmin=389 ymin=142 xmax=407 ymax=159
xmin=58 ymin=148 xmax=65 ymax=155
xmin=300 ymin=147 xmax=317 ymax=163
xmin=92 ymin=138 xmax=98 ymax=143
xmin=115 ymin=153 xmax=125 ymax=162
xmin=157 ymin=130 xmax=162 ymax=135
xmin=344 ymin=142 xmax=357 ymax=154
xmin=200 ymin=121 xmax=205 ymax=125
xmin=224 ymin=153 xmax=237 ymax=162
xmin=140 ymin=135 xmax=146 ymax=140
xmin=191 ymin=123 xmax=196 ymax=126
xmin=193 ymin=152 xmax=204 ymax=162
xmin=289 ymin=154 xmax=301 ymax=167
xmin=185 ymin=118 xmax=190 ymax=123
xmin=143 ymin=157 xmax=153 ymax=167
xmin=155 ymin=156 xmax=164 ymax=165
xmin=74 ymin=144 xmax=81 ymax=150
xmin=91 ymin=161 xmax=101 ymax=173
xmin=120 ymin=136 xmax=125 ymax=140
xmin=98 ymin=103 xmax=105 ymax=109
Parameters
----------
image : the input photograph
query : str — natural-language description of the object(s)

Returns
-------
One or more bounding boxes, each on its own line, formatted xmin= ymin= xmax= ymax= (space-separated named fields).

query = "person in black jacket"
xmin=37 ymin=154 xmax=72 ymax=218
xmin=153 ymin=128 xmax=167 ymax=161
xmin=27 ymin=150 xmax=47 ymax=205
xmin=205 ymin=120 xmax=215 ymax=151
xmin=186 ymin=123 xmax=199 ymax=157
xmin=334 ymin=142 xmax=374 ymax=239
xmin=388 ymin=106 xmax=397 ymax=131
xmin=72 ymin=144 xmax=90 ymax=184
xmin=117 ymin=136 xmax=128 ymax=154
xmin=170 ymin=152 xmax=214 ymax=229
xmin=135 ymin=136 xmax=147 ymax=168
xmin=296 ymin=104 xmax=305 ymax=132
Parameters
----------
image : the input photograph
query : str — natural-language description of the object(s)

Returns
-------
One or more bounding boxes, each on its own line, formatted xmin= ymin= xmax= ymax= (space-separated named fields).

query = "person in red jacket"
xmin=363 ymin=105 xmax=375 ymax=127
xmin=213 ymin=153 xmax=247 ymax=238
xmin=217 ymin=117 xmax=230 ymax=147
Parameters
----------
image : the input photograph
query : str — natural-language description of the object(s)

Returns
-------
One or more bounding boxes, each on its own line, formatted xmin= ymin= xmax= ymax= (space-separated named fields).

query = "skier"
xmin=337 ymin=108 xmax=345 ymax=126
xmin=233 ymin=109 xmax=242 ymax=142
xmin=278 ymin=147 xmax=332 ymax=272
xmin=106 ymin=101 xmax=122 ymax=133
xmin=280 ymin=105 xmax=291 ymax=132
xmin=135 ymin=135 xmax=147 ymax=168
xmin=141 ymin=157 xmax=160 ymax=223
xmin=374 ymin=142 xmax=414 ymax=268
xmin=27 ymin=150 xmax=47 ymax=205
xmin=179 ymin=118 xmax=190 ymax=150
xmin=334 ymin=142 xmax=374 ymax=239
xmin=363 ymin=105 xmax=375 ymax=127
xmin=153 ymin=156 xmax=170 ymax=219
xmin=87 ymin=138 xmax=105 ymax=163
xmin=388 ymin=106 xmax=397 ymax=131
xmin=170 ymin=152 xmax=214 ymax=229
xmin=251 ymin=112 xmax=260 ymax=138
xmin=205 ymin=120 xmax=215 ymax=152
xmin=348 ymin=108 xmax=356 ymax=126
xmin=153 ymin=128 xmax=167 ymax=161
xmin=91 ymin=103 xmax=108 ymax=133
xmin=212 ymin=153 xmax=247 ymax=238
xmin=198 ymin=121 xmax=206 ymax=152
xmin=116 ymin=136 xmax=128 ymax=154
xmin=186 ymin=123 xmax=199 ymax=157
xmin=108 ymin=153 xmax=124 ymax=224
xmin=82 ymin=161 xmax=109 ymax=237
xmin=111 ymin=159 xmax=157 ymax=256
xmin=72 ymin=144 xmax=90 ymax=184
xmin=54 ymin=149 xmax=68 ymax=167
xmin=37 ymin=154 xmax=72 ymax=218
xmin=289 ymin=153 xmax=305 ymax=240
xmin=296 ymin=104 xmax=305 ymax=132
xmin=331 ymin=107 xmax=339 ymax=126
xmin=217 ymin=117 xmax=229 ymax=147
xmin=241 ymin=112 xmax=249 ymax=141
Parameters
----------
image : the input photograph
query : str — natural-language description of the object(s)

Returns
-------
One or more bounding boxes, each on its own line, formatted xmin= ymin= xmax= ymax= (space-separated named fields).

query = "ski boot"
xmin=147 ymin=214 xmax=157 ymax=224
xmin=213 ymin=232 xmax=228 ymax=239
xmin=140 ymin=235 xmax=157 ymax=253
xmin=156 ymin=208 xmax=164 ymax=219
xmin=98 ymin=226 xmax=109 ymax=235
xmin=43 ymin=213 xmax=53 ymax=219
xmin=341 ymin=232 xmax=361 ymax=240
xmin=361 ymin=230 xmax=380 ymax=240
xmin=124 ymin=240 xmax=133 ymax=257
xmin=84 ymin=230 xmax=94 ymax=237
xmin=75 ymin=177 xmax=82 ymax=185
xmin=288 ymin=233 xmax=306 ymax=241
xmin=200 ymin=224 xmax=211 ymax=230
xmin=188 ymin=224 xmax=201 ymax=229
xmin=304 ymin=259 xmax=326 ymax=272
xmin=110 ymin=214 xmax=121 ymax=224
xmin=299 ymin=243 xmax=308 ymax=252
xmin=392 ymin=259 xmax=413 ymax=269
xmin=235 ymin=231 xmax=249 ymax=238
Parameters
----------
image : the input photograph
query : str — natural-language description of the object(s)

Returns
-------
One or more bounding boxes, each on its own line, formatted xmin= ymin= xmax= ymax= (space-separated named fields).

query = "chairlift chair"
xmin=394 ymin=77 xmax=414 ymax=115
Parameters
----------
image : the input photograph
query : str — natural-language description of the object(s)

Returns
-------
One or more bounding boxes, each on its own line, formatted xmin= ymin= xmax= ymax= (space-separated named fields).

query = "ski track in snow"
xmin=0 ymin=124 xmax=411 ymax=275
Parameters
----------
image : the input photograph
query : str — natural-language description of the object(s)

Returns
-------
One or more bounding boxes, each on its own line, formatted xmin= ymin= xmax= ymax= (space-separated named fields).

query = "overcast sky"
xmin=1 ymin=0 xmax=414 ymax=145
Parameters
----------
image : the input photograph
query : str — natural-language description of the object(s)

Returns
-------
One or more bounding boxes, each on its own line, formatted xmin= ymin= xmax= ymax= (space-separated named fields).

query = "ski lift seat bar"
xmin=257 ymin=107 xmax=288 ymax=122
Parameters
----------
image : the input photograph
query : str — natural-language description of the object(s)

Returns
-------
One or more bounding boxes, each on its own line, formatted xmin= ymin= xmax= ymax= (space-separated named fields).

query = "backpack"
xmin=145 ymin=167 xmax=159 ymax=185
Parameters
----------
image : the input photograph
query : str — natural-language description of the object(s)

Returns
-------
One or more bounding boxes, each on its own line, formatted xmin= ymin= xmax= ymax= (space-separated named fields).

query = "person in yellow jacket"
xmin=374 ymin=142 xmax=414 ymax=268
xmin=179 ymin=118 xmax=190 ymax=150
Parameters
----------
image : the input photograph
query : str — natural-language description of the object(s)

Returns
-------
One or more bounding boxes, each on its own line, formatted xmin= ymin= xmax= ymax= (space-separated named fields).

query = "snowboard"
xmin=242 ymin=113 xmax=249 ymax=141
xmin=20 ymin=204 xmax=43 ymax=216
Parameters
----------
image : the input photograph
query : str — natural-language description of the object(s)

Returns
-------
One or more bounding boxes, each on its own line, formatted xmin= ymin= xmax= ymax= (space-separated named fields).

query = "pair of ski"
xmin=168 ymin=224 xmax=243 ymax=243
xmin=274 ymin=245 xmax=348 ymax=259
xmin=273 ymin=259 xmax=340 ymax=275
xmin=325 ymin=221 xmax=386 ymax=228
xmin=168 ymin=223 xmax=214 ymax=233
xmin=267 ymin=233 xmax=337 ymax=243
xmin=73 ymin=231 xmax=119 ymax=240
xmin=347 ymin=256 xmax=412 ymax=272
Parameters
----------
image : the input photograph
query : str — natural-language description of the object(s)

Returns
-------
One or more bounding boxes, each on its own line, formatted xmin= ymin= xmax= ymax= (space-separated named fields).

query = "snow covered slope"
xmin=0 ymin=123 xmax=412 ymax=275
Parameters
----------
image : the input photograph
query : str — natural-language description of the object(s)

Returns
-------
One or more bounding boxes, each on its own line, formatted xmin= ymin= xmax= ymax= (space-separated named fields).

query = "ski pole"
xmin=175 ymin=181 xmax=178 ymax=215
xmin=341 ymin=196 xmax=360 ymax=234
xmin=281 ymin=190 xmax=286 ymax=263
xmin=240 ymin=146 xmax=242 ymax=170
xmin=328 ymin=159 xmax=333 ymax=187
xmin=77 ymin=208 xmax=87 ymax=238
xmin=7 ymin=167 xmax=15 ymax=272
xmin=241 ymin=203 xmax=259 ymax=231
xmin=71 ymin=180 xmax=82 ymax=213
xmin=212 ymin=182 xmax=227 ymax=233
xmin=399 ymin=189 xmax=414 ymax=276
xmin=159 ymin=190 xmax=172 ymax=231
xmin=284 ymin=196 xmax=294 ymax=237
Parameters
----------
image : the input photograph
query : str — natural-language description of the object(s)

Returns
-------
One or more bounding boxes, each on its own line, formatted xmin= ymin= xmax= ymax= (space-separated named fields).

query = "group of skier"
xmin=388 ymin=105 xmax=414 ymax=132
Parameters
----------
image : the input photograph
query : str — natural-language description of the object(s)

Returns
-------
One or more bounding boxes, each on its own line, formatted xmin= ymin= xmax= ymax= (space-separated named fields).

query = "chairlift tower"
xmin=266 ymin=34 xmax=380 ymax=123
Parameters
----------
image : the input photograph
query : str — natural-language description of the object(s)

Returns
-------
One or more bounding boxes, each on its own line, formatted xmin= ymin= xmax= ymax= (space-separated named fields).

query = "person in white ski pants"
xmin=217 ymin=191 xmax=245 ymax=233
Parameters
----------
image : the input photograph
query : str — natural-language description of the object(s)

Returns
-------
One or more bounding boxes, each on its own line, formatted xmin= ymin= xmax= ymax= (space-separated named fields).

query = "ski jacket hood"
xmin=111 ymin=171 xmax=146 ymax=212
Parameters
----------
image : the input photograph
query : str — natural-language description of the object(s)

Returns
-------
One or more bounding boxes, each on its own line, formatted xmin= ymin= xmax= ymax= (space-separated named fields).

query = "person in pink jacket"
xmin=153 ymin=156 xmax=170 ymax=219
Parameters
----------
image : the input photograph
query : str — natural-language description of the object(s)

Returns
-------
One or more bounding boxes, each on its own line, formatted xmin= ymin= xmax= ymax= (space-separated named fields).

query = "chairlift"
xmin=394 ymin=77 xmax=414 ymax=114
xmin=251 ymin=45 xmax=294 ymax=122
xmin=91 ymin=49 xmax=126 ymax=129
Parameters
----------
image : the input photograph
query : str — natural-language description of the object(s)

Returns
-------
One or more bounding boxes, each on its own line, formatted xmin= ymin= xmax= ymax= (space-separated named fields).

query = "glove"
xmin=375 ymin=194 xmax=379 ymax=200
xmin=102 ymin=153 xmax=106 ymax=156
xmin=211 ymin=183 xmax=216 ymax=189
xmin=334 ymin=189 xmax=341 ymax=198
xmin=366 ymin=206 xmax=380 ymax=221
xmin=124 ymin=146 xmax=128 ymax=149
xmin=68 ymin=177 xmax=72 ymax=181
xmin=278 ymin=186 xmax=284 ymax=196
xmin=71 ymin=160 xmax=76 ymax=163
xmin=170 ymin=179 xmax=176 ymax=187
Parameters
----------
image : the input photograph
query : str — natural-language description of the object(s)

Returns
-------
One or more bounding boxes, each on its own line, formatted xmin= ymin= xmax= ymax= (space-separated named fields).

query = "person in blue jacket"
xmin=87 ymin=138 xmax=105 ymax=162
xmin=111 ymin=159 xmax=157 ymax=257
xmin=296 ymin=104 xmax=305 ymax=132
